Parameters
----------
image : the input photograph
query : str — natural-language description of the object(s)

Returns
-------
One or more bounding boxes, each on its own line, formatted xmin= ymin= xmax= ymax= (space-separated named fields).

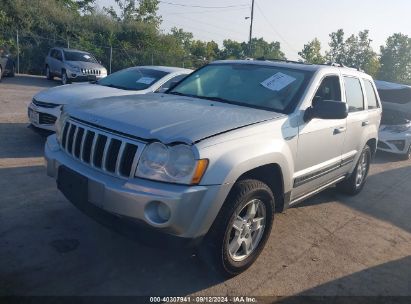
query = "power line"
xmin=159 ymin=1 xmax=249 ymax=9
xmin=166 ymin=7 xmax=249 ymax=16
xmin=254 ymin=2 xmax=299 ymax=54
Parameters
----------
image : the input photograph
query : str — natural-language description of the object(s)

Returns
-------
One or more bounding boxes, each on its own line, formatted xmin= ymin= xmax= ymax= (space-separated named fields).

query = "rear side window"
xmin=363 ymin=80 xmax=379 ymax=109
xmin=344 ymin=77 xmax=364 ymax=112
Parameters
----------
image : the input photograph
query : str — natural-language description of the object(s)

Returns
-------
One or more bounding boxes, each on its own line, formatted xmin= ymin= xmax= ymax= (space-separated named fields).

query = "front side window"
xmin=313 ymin=75 xmax=341 ymax=103
xmin=97 ymin=68 xmax=169 ymax=90
xmin=63 ymin=51 xmax=98 ymax=63
xmin=344 ymin=76 xmax=364 ymax=112
xmin=168 ymin=63 xmax=313 ymax=113
xmin=363 ymin=80 xmax=379 ymax=109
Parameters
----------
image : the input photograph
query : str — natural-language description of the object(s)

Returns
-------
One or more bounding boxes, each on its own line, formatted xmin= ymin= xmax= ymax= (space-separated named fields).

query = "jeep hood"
xmin=34 ymin=83 xmax=149 ymax=105
xmin=67 ymin=93 xmax=284 ymax=144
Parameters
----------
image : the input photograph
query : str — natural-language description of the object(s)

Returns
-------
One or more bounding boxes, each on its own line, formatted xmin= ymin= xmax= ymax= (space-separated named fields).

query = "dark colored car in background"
xmin=0 ymin=46 xmax=16 ymax=81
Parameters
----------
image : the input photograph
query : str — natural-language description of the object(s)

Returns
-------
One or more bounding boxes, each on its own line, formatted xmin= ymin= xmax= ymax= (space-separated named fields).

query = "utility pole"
xmin=109 ymin=46 xmax=113 ymax=74
xmin=248 ymin=0 xmax=255 ymax=57
xmin=16 ymin=29 xmax=20 ymax=75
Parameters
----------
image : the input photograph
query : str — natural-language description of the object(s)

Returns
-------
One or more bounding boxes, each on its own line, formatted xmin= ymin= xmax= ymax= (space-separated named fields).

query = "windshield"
xmin=97 ymin=68 xmax=169 ymax=90
xmin=168 ymin=63 xmax=313 ymax=113
xmin=64 ymin=51 xmax=98 ymax=63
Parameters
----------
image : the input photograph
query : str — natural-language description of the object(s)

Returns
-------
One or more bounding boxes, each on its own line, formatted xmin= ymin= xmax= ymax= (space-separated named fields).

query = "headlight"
xmin=55 ymin=110 xmax=68 ymax=143
xmin=67 ymin=64 xmax=80 ymax=72
xmin=136 ymin=142 xmax=208 ymax=185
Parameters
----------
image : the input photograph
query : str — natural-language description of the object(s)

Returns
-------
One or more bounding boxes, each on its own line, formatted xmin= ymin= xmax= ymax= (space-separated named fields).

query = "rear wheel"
xmin=337 ymin=145 xmax=371 ymax=195
xmin=46 ymin=66 xmax=53 ymax=80
xmin=199 ymin=179 xmax=275 ymax=277
xmin=0 ymin=66 xmax=3 ymax=81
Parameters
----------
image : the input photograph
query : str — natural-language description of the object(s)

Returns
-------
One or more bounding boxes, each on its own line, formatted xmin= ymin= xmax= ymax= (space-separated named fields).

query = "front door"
xmin=292 ymin=75 xmax=347 ymax=200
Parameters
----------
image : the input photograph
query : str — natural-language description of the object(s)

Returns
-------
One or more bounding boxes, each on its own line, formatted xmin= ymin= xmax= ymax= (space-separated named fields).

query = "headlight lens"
xmin=136 ymin=143 xmax=207 ymax=185
xmin=67 ymin=64 xmax=80 ymax=72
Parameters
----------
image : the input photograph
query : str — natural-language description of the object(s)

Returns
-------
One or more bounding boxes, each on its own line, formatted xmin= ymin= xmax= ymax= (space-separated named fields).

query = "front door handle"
xmin=362 ymin=120 xmax=370 ymax=127
xmin=334 ymin=127 xmax=346 ymax=135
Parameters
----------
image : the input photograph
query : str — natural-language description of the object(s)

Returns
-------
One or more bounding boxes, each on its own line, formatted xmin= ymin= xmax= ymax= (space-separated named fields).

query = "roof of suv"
xmin=211 ymin=59 xmax=372 ymax=79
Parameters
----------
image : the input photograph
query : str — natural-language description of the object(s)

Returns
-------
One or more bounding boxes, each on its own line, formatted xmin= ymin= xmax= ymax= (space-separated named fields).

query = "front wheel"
xmin=337 ymin=145 xmax=371 ymax=195
xmin=199 ymin=179 xmax=275 ymax=277
xmin=61 ymin=70 xmax=70 ymax=85
xmin=401 ymin=144 xmax=411 ymax=160
xmin=46 ymin=66 xmax=53 ymax=80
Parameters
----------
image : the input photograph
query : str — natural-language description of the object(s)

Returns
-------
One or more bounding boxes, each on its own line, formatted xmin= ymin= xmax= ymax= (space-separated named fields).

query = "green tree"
xmin=104 ymin=0 xmax=161 ymax=26
xmin=378 ymin=33 xmax=411 ymax=84
xmin=327 ymin=29 xmax=345 ymax=63
xmin=250 ymin=38 xmax=285 ymax=60
xmin=299 ymin=38 xmax=325 ymax=64
xmin=221 ymin=39 xmax=244 ymax=59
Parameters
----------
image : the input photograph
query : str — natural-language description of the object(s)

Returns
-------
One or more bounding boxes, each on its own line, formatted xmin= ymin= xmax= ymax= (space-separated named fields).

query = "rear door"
xmin=341 ymin=76 xmax=369 ymax=167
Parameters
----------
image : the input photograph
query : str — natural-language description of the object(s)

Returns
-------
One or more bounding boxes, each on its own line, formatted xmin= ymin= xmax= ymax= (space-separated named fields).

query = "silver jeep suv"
xmin=45 ymin=60 xmax=381 ymax=276
xmin=45 ymin=47 xmax=107 ymax=85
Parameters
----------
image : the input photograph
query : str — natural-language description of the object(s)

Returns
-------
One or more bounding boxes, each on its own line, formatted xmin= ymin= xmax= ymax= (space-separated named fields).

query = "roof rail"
xmin=255 ymin=57 xmax=310 ymax=65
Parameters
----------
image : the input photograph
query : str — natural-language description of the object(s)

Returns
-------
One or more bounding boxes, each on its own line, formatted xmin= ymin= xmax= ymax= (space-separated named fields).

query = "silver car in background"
xmin=45 ymin=47 xmax=107 ymax=85
xmin=28 ymin=66 xmax=192 ymax=131
xmin=375 ymin=80 xmax=411 ymax=159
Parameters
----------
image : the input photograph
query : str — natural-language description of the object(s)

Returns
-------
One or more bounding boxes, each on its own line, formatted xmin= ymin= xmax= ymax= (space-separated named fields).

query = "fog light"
xmin=145 ymin=201 xmax=171 ymax=224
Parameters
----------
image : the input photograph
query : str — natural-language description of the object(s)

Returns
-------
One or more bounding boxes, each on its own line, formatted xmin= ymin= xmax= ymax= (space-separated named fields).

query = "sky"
xmin=98 ymin=0 xmax=411 ymax=60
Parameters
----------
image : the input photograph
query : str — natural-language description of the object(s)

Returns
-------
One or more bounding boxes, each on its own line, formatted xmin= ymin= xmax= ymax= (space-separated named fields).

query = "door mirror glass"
xmin=304 ymin=100 xmax=348 ymax=121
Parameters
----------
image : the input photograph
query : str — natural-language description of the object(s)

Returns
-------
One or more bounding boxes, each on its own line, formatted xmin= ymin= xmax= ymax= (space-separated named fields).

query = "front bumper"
xmin=28 ymin=102 xmax=61 ymax=131
xmin=68 ymin=72 xmax=106 ymax=82
xmin=45 ymin=135 xmax=231 ymax=240
xmin=378 ymin=130 xmax=411 ymax=155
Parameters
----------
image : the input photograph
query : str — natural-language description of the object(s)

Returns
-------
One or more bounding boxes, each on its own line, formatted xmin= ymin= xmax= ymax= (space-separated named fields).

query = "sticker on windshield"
xmin=136 ymin=77 xmax=156 ymax=85
xmin=83 ymin=54 xmax=91 ymax=59
xmin=261 ymin=72 xmax=296 ymax=91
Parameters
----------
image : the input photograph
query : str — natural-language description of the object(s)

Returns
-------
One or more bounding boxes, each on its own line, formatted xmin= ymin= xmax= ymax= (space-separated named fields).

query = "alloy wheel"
xmin=355 ymin=152 xmax=369 ymax=188
xmin=227 ymin=198 xmax=266 ymax=262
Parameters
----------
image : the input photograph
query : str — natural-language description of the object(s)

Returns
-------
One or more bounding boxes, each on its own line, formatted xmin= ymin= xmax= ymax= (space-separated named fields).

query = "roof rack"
xmin=254 ymin=57 xmax=310 ymax=65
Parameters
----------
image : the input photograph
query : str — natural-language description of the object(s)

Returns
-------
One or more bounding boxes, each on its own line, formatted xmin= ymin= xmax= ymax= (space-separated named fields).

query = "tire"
xmin=46 ymin=66 xmax=53 ymax=80
xmin=337 ymin=145 xmax=371 ymax=195
xmin=61 ymin=70 xmax=70 ymax=85
xmin=0 ymin=66 xmax=2 ymax=82
xmin=400 ymin=144 xmax=411 ymax=160
xmin=199 ymin=179 xmax=275 ymax=277
xmin=9 ymin=65 xmax=15 ymax=77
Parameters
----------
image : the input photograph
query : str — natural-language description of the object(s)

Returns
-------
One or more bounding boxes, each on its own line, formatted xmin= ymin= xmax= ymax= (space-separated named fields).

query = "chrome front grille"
xmin=81 ymin=68 xmax=101 ymax=75
xmin=60 ymin=119 xmax=143 ymax=178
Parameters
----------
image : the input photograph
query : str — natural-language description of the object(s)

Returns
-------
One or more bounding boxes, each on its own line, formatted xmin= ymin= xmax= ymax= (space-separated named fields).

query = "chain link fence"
xmin=1 ymin=29 xmax=198 ymax=76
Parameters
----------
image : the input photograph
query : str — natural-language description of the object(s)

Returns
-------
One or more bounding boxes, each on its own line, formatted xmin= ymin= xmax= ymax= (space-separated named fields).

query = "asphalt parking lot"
xmin=0 ymin=75 xmax=410 ymax=297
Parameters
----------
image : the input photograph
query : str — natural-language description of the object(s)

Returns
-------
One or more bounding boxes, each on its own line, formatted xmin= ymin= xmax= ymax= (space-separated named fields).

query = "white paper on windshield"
xmin=137 ymin=77 xmax=156 ymax=84
xmin=261 ymin=72 xmax=296 ymax=91
xmin=83 ymin=54 xmax=91 ymax=59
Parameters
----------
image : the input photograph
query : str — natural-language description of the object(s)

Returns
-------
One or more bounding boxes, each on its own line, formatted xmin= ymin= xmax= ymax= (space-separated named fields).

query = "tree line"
xmin=0 ymin=0 xmax=410 ymax=84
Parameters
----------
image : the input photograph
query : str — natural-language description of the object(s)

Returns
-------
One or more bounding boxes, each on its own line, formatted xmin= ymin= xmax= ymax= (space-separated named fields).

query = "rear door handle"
xmin=334 ymin=127 xmax=346 ymax=135
xmin=362 ymin=120 xmax=370 ymax=127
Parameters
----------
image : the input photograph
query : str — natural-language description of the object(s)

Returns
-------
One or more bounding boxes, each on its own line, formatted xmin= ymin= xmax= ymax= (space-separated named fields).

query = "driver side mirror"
xmin=304 ymin=100 xmax=348 ymax=122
